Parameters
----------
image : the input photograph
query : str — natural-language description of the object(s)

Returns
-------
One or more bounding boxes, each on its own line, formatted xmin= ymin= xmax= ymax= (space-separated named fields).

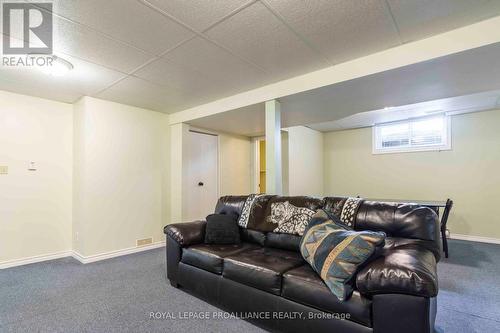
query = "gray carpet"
xmin=0 ymin=239 xmax=499 ymax=333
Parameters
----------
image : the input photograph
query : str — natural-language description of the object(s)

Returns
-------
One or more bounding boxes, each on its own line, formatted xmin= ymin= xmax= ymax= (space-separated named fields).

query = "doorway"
xmin=252 ymin=132 xmax=289 ymax=195
xmin=258 ymin=140 xmax=266 ymax=193
xmin=185 ymin=130 xmax=219 ymax=221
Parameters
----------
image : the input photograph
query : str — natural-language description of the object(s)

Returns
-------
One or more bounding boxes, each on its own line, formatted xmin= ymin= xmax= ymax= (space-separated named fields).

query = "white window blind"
xmin=373 ymin=115 xmax=451 ymax=154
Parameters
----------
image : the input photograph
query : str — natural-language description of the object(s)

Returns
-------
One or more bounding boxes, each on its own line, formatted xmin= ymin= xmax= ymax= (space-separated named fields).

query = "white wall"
xmin=286 ymin=126 xmax=323 ymax=197
xmin=0 ymin=91 xmax=73 ymax=263
xmin=73 ymin=97 xmax=169 ymax=257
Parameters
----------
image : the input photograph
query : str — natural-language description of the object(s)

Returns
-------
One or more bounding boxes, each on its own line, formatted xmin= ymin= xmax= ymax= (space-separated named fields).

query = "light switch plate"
xmin=0 ymin=166 xmax=8 ymax=175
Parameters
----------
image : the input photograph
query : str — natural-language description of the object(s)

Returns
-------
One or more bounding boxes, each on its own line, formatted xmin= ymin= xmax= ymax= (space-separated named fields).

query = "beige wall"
xmin=73 ymin=97 xmax=169 ymax=256
xmin=160 ymin=115 xmax=171 ymax=232
xmin=170 ymin=126 xmax=253 ymax=223
xmin=219 ymin=133 xmax=252 ymax=196
xmin=169 ymin=123 xmax=189 ymax=223
xmin=324 ymin=109 xmax=500 ymax=239
xmin=287 ymin=126 xmax=324 ymax=197
xmin=0 ymin=91 xmax=73 ymax=263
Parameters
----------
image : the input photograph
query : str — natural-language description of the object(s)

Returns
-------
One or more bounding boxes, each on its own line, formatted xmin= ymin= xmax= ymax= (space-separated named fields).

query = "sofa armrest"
xmin=356 ymin=244 xmax=438 ymax=297
xmin=164 ymin=221 xmax=206 ymax=247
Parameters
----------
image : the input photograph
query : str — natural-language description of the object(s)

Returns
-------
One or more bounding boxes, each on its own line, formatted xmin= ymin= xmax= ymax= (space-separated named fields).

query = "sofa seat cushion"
xmin=282 ymin=265 xmax=372 ymax=327
xmin=223 ymin=247 xmax=304 ymax=295
xmin=181 ymin=243 xmax=258 ymax=274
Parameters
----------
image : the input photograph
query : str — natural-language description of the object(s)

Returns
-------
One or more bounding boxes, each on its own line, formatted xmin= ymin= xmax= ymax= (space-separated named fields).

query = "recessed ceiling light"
xmin=39 ymin=55 xmax=74 ymax=77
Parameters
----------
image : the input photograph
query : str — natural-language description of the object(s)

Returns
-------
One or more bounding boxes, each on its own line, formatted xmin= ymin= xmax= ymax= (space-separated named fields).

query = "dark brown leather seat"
xmin=223 ymin=247 xmax=304 ymax=295
xmin=181 ymin=243 xmax=258 ymax=274
xmin=166 ymin=195 xmax=442 ymax=333
xmin=282 ymin=265 xmax=372 ymax=327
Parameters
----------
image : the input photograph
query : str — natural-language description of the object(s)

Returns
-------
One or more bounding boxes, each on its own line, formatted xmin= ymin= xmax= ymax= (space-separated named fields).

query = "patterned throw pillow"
xmin=300 ymin=210 xmax=385 ymax=301
xmin=268 ymin=201 xmax=316 ymax=236
xmin=339 ymin=197 xmax=363 ymax=227
xmin=238 ymin=194 xmax=260 ymax=228
xmin=237 ymin=194 xmax=278 ymax=231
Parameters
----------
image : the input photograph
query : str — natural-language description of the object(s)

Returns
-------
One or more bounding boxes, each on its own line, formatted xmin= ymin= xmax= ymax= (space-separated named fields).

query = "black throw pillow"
xmin=205 ymin=213 xmax=241 ymax=244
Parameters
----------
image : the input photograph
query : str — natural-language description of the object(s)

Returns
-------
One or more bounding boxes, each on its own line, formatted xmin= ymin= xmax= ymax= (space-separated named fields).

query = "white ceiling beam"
xmin=169 ymin=15 xmax=500 ymax=125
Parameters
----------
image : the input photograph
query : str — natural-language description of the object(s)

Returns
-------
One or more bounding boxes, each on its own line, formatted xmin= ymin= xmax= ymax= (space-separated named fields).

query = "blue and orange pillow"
xmin=300 ymin=210 xmax=386 ymax=301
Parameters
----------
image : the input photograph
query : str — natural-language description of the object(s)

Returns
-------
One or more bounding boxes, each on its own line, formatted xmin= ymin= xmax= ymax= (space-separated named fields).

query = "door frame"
xmin=188 ymin=127 xmax=220 ymax=200
xmin=251 ymin=136 xmax=265 ymax=193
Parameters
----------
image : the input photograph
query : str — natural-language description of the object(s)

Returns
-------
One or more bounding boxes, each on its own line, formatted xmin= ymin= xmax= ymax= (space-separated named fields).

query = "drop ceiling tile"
xmin=134 ymin=56 xmax=213 ymax=93
xmin=143 ymin=0 xmax=250 ymax=31
xmin=52 ymin=17 xmax=152 ymax=73
xmin=387 ymin=0 xmax=500 ymax=43
xmin=134 ymin=56 xmax=229 ymax=108
xmin=43 ymin=0 xmax=194 ymax=55
xmin=205 ymin=2 xmax=327 ymax=80
xmin=0 ymin=76 xmax=81 ymax=103
xmin=161 ymin=37 xmax=270 ymax=98
xmin=97 ymin=76 xmax=184 ymax=112
xmin=265 ymin=0 xmax=401 ymax=64
xmin=0 ymin=54 xmax=124 ymax=103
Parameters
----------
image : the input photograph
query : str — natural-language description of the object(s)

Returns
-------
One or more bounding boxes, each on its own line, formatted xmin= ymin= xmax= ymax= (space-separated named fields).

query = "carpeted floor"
xmin=0 ymin=239 xmax=499 ymax=332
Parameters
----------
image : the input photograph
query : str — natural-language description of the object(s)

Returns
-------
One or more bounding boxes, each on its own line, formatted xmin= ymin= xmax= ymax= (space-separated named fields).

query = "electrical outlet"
xmin=136 ymin=237 xmax=153 ymax=247
xmin=0 ymin=166 xmax=8 ymax=175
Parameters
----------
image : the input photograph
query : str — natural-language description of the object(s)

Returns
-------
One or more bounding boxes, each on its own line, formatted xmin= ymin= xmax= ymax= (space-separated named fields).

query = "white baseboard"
xmin=71 ymin=241 xmax=165 ymax=264
xmin=0 ymin=241 xmax=166 ymax=269
xmin=0 ymin=250 xmax=72 ymax=269
xmin=450 ymin=233 xmax=500 ymax=245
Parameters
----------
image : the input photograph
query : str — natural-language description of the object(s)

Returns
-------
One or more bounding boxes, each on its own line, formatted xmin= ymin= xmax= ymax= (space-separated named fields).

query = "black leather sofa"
xmin=164 ymin=195 xmax=441 ymax=333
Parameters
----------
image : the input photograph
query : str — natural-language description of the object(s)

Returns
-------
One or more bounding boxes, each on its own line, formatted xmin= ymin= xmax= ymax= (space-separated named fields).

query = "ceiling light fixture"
xmin=39 ymin=55 xmax=74 ymax=77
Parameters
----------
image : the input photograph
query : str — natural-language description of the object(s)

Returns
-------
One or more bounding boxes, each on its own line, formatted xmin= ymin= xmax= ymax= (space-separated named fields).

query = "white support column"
xmin=265 ymin=100 xmax=282 ymax=195
xmin=170 ymin=122 xmax=189 ymax=223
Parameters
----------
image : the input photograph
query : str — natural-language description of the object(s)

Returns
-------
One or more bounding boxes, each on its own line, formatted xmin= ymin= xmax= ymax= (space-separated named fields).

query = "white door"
xmin=185 ymin=131 xmax=219 ymax=221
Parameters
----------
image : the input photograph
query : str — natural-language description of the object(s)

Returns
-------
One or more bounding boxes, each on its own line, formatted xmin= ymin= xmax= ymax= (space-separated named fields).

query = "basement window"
xmin=372 ymin=115 xmax=451 ymax=154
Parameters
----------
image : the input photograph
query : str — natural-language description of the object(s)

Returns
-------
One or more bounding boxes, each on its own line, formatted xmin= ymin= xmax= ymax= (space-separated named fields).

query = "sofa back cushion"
xmin=214 ymin=195 xmax=249 ymax=218
xmin=239 ymin=194 xmax=276 ymax=230
xmin=214 ymin=195 xmax=441 ymax=259
xmin=356 ymin=201 xmax=439 ymax=240
xmin=240 ymin=228 xmax=266 ymax=246
xmin=215 ymin=195 xmax=273 ymax=246
xmin=265 ymin=232 xmax=302 ymax=251
xmin=323 ymin=197 xmax=441 ymax=260
xmin=356 ymin=201 xmax=441 ymax=258
xmin=323 ymin=196 xmax=349 ymax=217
